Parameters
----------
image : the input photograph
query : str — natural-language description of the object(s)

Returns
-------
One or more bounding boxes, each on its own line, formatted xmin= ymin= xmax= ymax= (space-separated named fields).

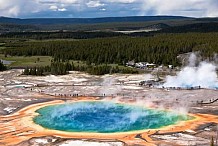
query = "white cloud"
xmin=7 ymin=6 xmax=20 ymax=17
xmin=58 ymin=8 xmax=67 ymax=11
xmin=49 ymin=5 xmax=58 ymax=11
xmin=107 ymin=0 xmax=136 ymax=3
xmin=0 ymin=0 xmax=45 ymax=17
xmin=86 ymin=1 xmax=105 ymax=8
xmin=0 ymin=0 xmax=217 ymax=18
xmin=100 ymin=8 xmax=106 ymax=11
xmin=49 ymin=5 xmax=67 ymax=11
xmin=140 ymin=0 xmax=218 ymax=17
xmin=40 ymin=0 xmax=78 ymax=4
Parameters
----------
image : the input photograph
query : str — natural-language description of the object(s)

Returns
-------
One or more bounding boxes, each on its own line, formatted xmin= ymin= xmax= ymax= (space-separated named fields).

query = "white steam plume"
xmin=163 ymin=53 xmax=218 ymax=88
xmin=188 ymin=53 xmax=197 ymax=67
xmin=98 ymin=75 xmax=122 ymax=96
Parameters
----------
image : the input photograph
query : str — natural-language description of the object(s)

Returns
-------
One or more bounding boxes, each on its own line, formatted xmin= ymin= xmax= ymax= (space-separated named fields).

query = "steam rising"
xmin=163 ymin=54 xmax=218 ymax=88
xmin=98 ymin=76 xmax=122 ymax=96
xmin=34 ymin=101 xmax=190 ymax=133
xmin=188 ymin=53 xmax=197 ymax=67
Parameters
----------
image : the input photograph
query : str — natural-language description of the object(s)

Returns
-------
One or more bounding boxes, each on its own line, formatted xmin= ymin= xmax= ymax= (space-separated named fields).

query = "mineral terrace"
xmin=0 ymin=69 xmax=218 ymax=146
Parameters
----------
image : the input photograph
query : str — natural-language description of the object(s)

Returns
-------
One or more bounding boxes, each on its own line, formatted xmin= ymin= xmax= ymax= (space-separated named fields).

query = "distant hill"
xmin=1 ymin=16 xmax=218 ymax=33
xmin=0 ymin=16 xmax=190 ymax=25
xmin=160 ymin=22 xmax=218 ymax=33
xmin=195 ymin=17 xmax=218 ymax=22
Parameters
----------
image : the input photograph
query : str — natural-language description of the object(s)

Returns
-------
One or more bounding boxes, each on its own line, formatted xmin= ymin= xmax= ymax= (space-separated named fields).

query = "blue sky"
xmin=0 ymin=0 xmax=218 ymax=18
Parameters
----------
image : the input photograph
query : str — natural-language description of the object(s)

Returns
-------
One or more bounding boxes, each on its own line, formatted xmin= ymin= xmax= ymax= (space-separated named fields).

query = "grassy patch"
xmin=0 ymin=46 xmax=5 ymax=50
xmin=0 ymin=43 xmax=5 ymax=50
xmin=0 ymin=54 xmax=52 ymax=67
xmin=71 ymin=60 xmax=87 ymax=66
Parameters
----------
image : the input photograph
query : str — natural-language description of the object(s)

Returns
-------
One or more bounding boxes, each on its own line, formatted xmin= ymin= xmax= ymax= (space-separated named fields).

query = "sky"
xmin=0 ymin=0 xmax=218 ymax=18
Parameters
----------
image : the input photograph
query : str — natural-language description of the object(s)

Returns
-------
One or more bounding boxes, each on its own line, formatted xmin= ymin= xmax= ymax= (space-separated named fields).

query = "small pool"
xmin=0 ymin=59 xmax=15 ymax=65
xmin=34 ymin=101 xmax=192 ymax=133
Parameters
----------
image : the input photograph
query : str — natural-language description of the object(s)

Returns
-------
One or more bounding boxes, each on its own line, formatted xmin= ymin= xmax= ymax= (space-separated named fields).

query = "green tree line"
xmin=23 ymin=61 xmax=138 ymax=76
xmin=4 ymin=33 xmax=218 ymax=67
xmin=0 ymin=31 xmax=125 ymax=40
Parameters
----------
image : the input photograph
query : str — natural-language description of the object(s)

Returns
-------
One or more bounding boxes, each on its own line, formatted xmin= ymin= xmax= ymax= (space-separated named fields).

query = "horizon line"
xmin=0 ymin=15 xmax=197 ymax=19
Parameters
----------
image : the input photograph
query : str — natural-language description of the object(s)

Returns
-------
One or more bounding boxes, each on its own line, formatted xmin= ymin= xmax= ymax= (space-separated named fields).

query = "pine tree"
xmin=0 ymin=61 xmax=7 ymax=71
xmin=211 ymin=136 xmax=214 ymax=146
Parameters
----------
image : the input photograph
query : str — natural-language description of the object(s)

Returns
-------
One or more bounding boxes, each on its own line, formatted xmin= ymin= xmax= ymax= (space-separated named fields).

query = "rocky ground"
xmin=0 ymin=69 xmax=218 ymax=146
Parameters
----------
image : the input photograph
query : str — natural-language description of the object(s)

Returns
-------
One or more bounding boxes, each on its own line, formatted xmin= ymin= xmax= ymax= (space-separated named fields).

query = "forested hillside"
xmin=160 ymin=23 xmax=218 ymax=33
xmin=3 ymin=33 xmax=218 ymax=67
xmin=0 ymin=16 xmax=189 ymax=25
xmin=1 ymin=15 xmax=218 ymax=75
xmin=0 ymin=31 xmax=125 ymax=40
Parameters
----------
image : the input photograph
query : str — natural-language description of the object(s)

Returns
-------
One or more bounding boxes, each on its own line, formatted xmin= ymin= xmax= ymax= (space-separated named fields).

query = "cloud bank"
xmin=0 ymin=0 xmax=218 ymax=18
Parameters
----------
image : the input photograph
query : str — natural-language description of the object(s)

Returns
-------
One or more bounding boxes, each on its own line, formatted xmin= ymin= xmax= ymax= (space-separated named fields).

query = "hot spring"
xmin=34 ymin=101 xmax=192 ymax=133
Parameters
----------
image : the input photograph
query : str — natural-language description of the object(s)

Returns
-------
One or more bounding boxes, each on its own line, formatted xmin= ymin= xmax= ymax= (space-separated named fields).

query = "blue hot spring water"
xmin=34 ymin=101 xmax=192 ymax=133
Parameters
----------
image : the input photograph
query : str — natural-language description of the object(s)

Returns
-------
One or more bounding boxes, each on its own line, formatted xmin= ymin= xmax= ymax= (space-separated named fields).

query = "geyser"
xmin=34 ymin=101 xmax=191 ymax=133
xmin=163 ymin=53 xmax=218 ymax=88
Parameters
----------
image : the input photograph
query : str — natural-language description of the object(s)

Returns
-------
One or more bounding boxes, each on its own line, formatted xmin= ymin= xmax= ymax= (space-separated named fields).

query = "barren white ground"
xmin=0 ymin=69 xmax=218 ymax=146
